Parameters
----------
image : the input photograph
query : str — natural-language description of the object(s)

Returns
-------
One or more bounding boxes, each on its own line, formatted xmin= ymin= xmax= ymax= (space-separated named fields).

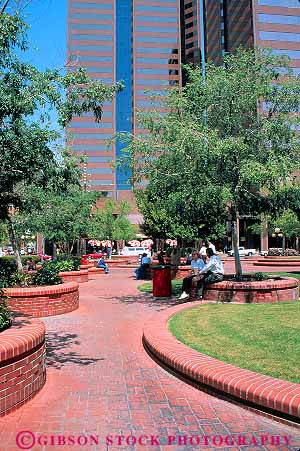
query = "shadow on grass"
xmin=46 ymin=331 xmax=104 ymax=369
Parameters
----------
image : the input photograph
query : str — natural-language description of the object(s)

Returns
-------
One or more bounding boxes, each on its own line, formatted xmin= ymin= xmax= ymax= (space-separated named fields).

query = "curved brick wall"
xmin=58 ymin=270 xmax=88 ymax=283
xmin=143 ymin=303 xmax=300 ymax=422
xmin=253 ymin=260 xmax=300 ymax=267
xmin=0 ymin=319 xmax=46 ymax=416
xmin=204 ymin=277 xmax=299 ymax=303
xmin=3 ymin=282 xmax=79 ymax=317
xmin=88 ymin=267 xmax=106 ymax=274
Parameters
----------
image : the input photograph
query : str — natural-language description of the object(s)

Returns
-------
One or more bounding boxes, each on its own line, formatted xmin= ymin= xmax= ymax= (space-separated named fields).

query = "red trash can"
xmin=152 ymin=265 xmax=172 ymax=298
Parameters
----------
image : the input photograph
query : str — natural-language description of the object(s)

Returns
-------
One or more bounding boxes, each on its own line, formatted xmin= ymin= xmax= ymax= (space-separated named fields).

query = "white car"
xmin=121 ymin=246 xmax=151 ymax=258
xmin=228 ymin=246 xmax=258 ymax=257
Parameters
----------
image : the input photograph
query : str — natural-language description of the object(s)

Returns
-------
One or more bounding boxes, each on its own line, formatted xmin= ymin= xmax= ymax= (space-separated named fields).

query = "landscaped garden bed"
xmin=0 ymin=303 xmax=46 ymax=416
xmin=168 ymin=302 xmax=300 ymax=383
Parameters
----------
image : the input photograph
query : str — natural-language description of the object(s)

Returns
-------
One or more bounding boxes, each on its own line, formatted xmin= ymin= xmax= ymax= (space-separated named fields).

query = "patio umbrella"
xmin=88 ymin=239 xmax=101 ymax=247
xmin=101 ymin=240 xmax=112 ymax=247
xmin=128 ymin=240 xmax=141 ymax=246
xmin=141 ymin=239 xmax=154 ymax=248
xmin=165 ymin=239 xmax=177 ymax=247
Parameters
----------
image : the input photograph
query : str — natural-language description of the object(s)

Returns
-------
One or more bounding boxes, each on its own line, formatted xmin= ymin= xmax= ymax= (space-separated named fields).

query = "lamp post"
xmin=272 ymin=227 xmax=284 ymax=253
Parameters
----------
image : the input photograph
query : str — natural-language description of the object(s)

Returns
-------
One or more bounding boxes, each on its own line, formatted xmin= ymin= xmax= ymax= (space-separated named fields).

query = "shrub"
xmin=10 ymin=271 xmax=34 ymax=287
xmin=267 ymin=248 xmax=282 ymax=256
xmin=284 ymin=248 xmax=299 ymax=256
xmin=0 ymin=296 xmax=12 ymax=332
xmin=0 ymin=259 xmax=17 ymax=288
xmin=56 ymin=254 xmax=81 ymax=271
xmin=33 ymin=262 xmax=62 ymax=286
xmin=55 ymin=260 xmax=74 ymax=272
xmin=253 ymin=272 xmax=269 ymax=281
xmin=0 ymin=255 xmax=40 ymax=265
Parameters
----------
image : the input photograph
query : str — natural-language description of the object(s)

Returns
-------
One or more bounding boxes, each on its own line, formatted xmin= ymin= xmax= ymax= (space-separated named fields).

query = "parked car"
xmin=121 ymin=247 xmax=151 ymax=258
xmin=228 ymin=246 xmax=258 ymax=257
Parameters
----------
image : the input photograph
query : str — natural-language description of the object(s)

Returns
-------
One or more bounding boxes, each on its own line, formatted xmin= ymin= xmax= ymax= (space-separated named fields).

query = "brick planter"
xmin=143 ymin=303 xmax=300 ymax=423
xmin=80 ymin=264 xmax=93 ymax=270
xmin=0 ymin=319 xmax=46 ymax=416
xmin=3 ymin=282 xmax=79 ymax=317
xmin=204 ymin=276 xmax=299 ymax=303
xmin=58 ymin=270 xmax=88 ymax=283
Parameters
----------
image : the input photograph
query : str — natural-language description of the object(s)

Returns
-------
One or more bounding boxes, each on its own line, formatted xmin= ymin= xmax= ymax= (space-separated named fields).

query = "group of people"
xmin=179 ymin=242 xmax=224 ymax=301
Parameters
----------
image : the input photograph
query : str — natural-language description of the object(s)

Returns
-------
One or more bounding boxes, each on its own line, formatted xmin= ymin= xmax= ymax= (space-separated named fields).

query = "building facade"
xmin=67 ymin=0 xmax=181 ymax=210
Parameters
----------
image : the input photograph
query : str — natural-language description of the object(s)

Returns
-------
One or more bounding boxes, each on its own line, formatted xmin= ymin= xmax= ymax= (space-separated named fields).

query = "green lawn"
xmin=138 ymin=279 xmax=182 ymax=295
xmin=169 ymin=302 xmax=300 ymax=383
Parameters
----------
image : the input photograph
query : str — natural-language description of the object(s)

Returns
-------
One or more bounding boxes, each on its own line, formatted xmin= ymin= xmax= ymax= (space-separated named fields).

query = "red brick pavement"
xmin=1 ymin=268 xmax=300 ymax=451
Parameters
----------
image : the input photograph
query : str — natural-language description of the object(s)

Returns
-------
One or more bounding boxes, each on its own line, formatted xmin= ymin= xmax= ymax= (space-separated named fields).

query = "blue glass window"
xmin=136 ymin=26 xmax=177 ymax=33
xmin=136 ymin=100 xmax=162 ymax=107
xmin=136 ymin=89 xmax=168 ymax=95
xmin=137 ymin=47 xmax=178 ymax=54
xmin=258 ymin=0 xmax=300 ymax=6
xmin=88 ymin=168 xmax=113 ymax=174
xmin=70 ymin=55 xmax=112 ymax=62
xmin=70 ymin=133 xmax=112 ymax=139
xmin=90 ymin=180 xmax=114 ymax=186
xmin=136 ymin=57 xmax=178 ymax=64
xmin=136 ymin=79 xmax=171 ymax=85
xmin=136 ymin=16 xmax=178 ymax=22
xmin=70 ymin=122 xmax=113 ymax=128
xmin=69 ymin=44 xmax=112 ymax=51
xmin=70 ymin=34 xmax=112 ymax=40
xmin=87 ymin=157 xmax=113 ymax=162
xmin=70 ymin=2 xmax=112 ymax=8
xmin=71 ymin=66 xmax=112 ymax=72
xmin=137 ymin=68 xmax=177 ymax=74
xmin=70 ymin=13 xmax=113 ymax=20
xmin=258 ymin=14 xmax=300 ymax=25
xmin=70 ymin=23 xmax=113 ymax=30
xmin=136 ymin=36 xmax=178 ymax=43
xmin=260 ymin=31 xmax=300 ymax=42
xmin=72 ymin=144 xmax=112 ymax=151
xmin=271 ymin=49 xmax=300 ymax=59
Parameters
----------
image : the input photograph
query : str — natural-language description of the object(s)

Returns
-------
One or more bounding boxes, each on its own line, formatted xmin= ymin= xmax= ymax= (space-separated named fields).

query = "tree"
xmin=120 ymin=48 xmax=300 ymax=278
xmin=88 ymin=200 xmax=136 ymax=245
xmin=0 ymin=10 xmax=122 ymax=269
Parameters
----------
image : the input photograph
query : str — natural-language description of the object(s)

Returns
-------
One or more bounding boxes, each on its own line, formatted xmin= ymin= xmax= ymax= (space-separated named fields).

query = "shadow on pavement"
xmin=46 ymin=331 xmax=104 ymax=369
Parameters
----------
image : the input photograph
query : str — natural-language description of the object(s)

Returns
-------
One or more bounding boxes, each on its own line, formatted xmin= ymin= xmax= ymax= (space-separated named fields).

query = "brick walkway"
xmin=1 ymin=269 xmax=300 ymax=451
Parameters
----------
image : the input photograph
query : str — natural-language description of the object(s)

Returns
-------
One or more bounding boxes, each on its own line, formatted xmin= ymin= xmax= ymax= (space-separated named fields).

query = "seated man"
xmin=25 ymin=258 xmax=36 ymax=271
xmin=193 ymin=247 xmax=224 ymax=299
xmin=178 ymin=251 xmax=205 ymax=301
xmin=97 ymin=256 xmax=109 ymax=274
xmin=135 ymin=253 xmax=151 ymax=280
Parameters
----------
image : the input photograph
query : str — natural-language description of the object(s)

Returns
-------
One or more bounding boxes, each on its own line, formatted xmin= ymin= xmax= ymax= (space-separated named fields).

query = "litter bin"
xmin=152 ymin=265 xmax=172 ymax=298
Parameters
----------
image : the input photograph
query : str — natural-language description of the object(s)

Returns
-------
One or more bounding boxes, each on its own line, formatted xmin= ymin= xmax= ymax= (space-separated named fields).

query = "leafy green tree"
xmin=120 ymin=48 xmax=300 ymax=278
xmin=0 ymin=9 xmax=122 ymax=269
xmin=88 ymin=200 xmax=136 ymax=245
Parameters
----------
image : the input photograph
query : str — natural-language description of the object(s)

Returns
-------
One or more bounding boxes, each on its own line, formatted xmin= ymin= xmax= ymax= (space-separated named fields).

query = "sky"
xmin=21 ymin=0 xmax=67 ymax=71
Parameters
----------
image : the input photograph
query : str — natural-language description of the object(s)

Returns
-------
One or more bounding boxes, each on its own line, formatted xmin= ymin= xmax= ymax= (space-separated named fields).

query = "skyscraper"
xmin=67 ymin=0 xmax=181 ymax=207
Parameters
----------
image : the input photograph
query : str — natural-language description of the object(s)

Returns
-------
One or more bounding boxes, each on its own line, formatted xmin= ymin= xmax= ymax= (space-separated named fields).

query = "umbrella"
xmin=101 ymin=240 xmax=112 ymax=247
xmin=141 ymin=239 xmax=154 ymax=248
xmin=88 ymin=239 xmax=101 ymax=247
xmin=128 ymin=240 xmax=141 ymax=246
xmin=166 ymin=239 xmax=177 ymax=247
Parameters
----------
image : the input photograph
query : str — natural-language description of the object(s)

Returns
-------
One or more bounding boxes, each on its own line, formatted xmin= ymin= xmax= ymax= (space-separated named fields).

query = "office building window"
xmin=88 ymin=168 xmax=113 ymax=174
xmin=258 ymin=0 xmax=300 ymax=6
xmin=70 ymin=2 xmax=112 ymax=9
xmin=70 ymin=13 xmax=113 ymax=20
xmin=70 ymin=34 xmax=113 ymax=41
xmin=136 ymin=16 xmax=177 ymax=22
xmin=258 ymin=13 xmax=300 ymax=25
xmin=69 ymin=23 xmax=113 ymax=30
xmin=260 ymin=31 xmax=300 ymax=42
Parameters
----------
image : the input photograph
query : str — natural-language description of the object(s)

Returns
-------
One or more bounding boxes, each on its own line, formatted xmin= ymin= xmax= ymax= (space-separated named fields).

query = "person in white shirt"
xmin=199 ymin=242 xmax=207 ymax=257
xmin=195 ymin=247 xmax=224 ymax=299
xmin=208 ymin=241 xmax=216 ymax=254
xmin=178 ymin=251 xmax=205 ymax=301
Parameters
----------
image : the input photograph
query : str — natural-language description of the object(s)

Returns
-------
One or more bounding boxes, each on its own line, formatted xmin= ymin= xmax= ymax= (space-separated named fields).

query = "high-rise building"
xmin=67 ymin=0 xmax=181 ymax=209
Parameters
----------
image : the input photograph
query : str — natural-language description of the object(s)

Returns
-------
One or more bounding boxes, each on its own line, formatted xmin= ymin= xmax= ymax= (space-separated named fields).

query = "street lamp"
xmin=272 ymin=227 xmax=284 ymax=251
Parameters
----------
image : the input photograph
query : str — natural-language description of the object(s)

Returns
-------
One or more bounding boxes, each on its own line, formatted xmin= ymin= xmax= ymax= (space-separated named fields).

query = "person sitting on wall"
xmin=135 ymin=253 xmax=151 ymax=280
xmin=97 ymin=256 xmax=109 ymax=274
xmin=25 ymin=258 xmax=36 ymax=271
xmin=178 ymin=251 xmax=205 ymax=301
xmin=192 ymin=247 xmax=224 ymax=300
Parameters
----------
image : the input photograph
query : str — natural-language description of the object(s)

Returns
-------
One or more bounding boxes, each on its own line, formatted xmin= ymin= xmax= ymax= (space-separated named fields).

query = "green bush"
xmin=56 ymin=254 xmax=81 ymax=271
xmin=10 ymin=271 xmax=34 ymax=287
xmin=0 ymin=259 xmax=17 ymax=288
xmin=253 ymin=272 xmax=269 ymax=281
xmin=268 ymin=248 xmax=282 ymax=256
xmin=0 ymin=255 xmax=40 ymax=265
xmin=33 ymin=262 xmax=62 ymax=286
xmin=55 ymin=260 xmax=74 ymax=272
xmin=0 ymin=296 xmax=12 ymax=332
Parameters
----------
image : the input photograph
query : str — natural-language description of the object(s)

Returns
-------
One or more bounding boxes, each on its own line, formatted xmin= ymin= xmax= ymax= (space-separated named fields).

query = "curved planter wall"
xmin=253 ymin=260 xmax=300 ymax=267
xmin=58 ymin=270 xmax=88 ymax=283
xmin=204 ymin=277 xmax=299 ymax=303
xmin=3 ymin=282 xmax=79 ymax=317
xmin=0 ymin=319 xmax=46 ymax=416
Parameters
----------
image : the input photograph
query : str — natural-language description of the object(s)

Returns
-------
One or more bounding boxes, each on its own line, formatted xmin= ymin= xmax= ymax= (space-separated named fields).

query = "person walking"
xmin=178 ymin=251 xmax=205 ymax=301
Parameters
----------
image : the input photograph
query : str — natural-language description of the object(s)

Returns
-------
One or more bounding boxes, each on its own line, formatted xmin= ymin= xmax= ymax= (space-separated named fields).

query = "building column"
xmin=36 ymin=233 xmax=44 ymax=254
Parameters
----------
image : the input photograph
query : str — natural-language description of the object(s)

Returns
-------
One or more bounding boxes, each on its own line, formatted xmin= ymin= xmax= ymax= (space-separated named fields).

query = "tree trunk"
xmin=7 ymin=217 xmax=22 ymax=271
xmin=296 ymin=237 xmax=299 ymax=253
xmin=282 ymin=235 xmax=286 ymax=254
xmin=231 ymin=208 xmax=243 ymax=280
xmin=53 ymin=242 xmax=57 ymax=261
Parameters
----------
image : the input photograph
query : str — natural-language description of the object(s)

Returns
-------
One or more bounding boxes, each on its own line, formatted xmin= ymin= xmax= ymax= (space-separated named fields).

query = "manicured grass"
xmin=169 ymin=302 xmax=300 ymax=383
xmin=266 ymin=271 xmax=300 ymax=279
xmin=138 ymin=279 xmax=182 ymax=295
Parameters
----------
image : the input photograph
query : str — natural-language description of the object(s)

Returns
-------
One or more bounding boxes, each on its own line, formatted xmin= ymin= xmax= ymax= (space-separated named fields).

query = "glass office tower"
xmin=67 ymin=0 xmax=181 ymax=203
